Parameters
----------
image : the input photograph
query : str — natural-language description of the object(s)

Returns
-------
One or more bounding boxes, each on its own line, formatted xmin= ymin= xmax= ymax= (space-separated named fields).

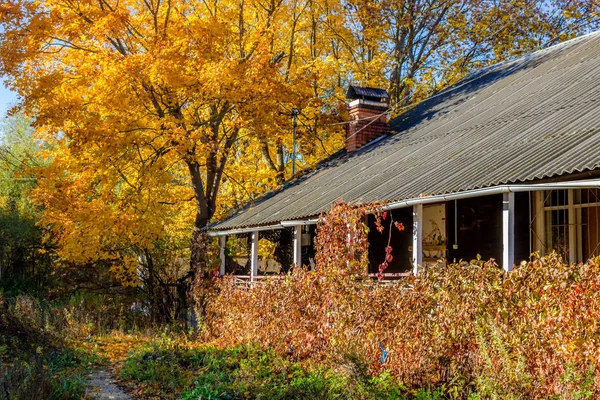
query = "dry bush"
xmin=196 ymin=203 xmax=600 ymax=398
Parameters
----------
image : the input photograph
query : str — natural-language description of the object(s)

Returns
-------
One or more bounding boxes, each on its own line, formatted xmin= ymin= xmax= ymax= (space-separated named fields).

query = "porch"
xmin=208 ymin=179 xmax=600 ymax=281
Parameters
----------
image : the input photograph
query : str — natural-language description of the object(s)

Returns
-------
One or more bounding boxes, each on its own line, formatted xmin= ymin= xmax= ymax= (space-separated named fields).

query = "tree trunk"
xmin=187 ymin=159 xmax=210 ymax=274
xmin=260 ymin=140 xmax=285 ymax=184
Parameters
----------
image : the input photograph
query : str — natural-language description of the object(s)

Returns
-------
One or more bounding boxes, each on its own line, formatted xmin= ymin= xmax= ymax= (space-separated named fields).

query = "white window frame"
xmin=540 ymin=189 xmax=600 ymax=263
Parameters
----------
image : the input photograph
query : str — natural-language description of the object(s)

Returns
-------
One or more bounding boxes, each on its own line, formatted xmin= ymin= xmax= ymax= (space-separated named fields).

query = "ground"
xmin=79 ymin=333 xmax=153 ymax=400
xmin=86 ymin=370 xmax=131 ymax=400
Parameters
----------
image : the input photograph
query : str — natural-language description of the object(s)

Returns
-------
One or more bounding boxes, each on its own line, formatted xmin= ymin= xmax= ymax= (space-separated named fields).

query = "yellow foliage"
xmin=1 ymin=0 xmax=596 ymax=280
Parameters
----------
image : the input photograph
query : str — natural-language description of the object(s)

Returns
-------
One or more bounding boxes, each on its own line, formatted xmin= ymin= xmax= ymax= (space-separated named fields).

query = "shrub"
xmin=193 ymin=203 xmax=600 ymax=397
xmin=0 ymin=293 xmax=89 ymax=400
xmin=200 ymin=255 xmax=600 ymax=398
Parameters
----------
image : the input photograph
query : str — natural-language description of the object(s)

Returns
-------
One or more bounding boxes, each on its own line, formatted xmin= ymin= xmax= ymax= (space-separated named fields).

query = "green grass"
xmin=121 ymin=342 xmax=409 ymax=399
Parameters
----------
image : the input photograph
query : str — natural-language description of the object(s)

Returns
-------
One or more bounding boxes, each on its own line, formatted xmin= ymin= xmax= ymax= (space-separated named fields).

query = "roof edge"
xmin=206 ymin=178 xmax=600 ymax=235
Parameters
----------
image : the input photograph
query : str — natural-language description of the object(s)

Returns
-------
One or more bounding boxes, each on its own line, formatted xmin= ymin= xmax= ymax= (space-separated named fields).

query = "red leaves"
xmin=200 ymin=255 xmax=600 ymax=397
xmin=314 ymin=201 xmax=370 ymax=277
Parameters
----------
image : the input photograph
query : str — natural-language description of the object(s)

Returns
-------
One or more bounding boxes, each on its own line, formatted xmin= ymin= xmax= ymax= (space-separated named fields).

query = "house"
xmin=206 ymin=30 xmax=600 ymax=280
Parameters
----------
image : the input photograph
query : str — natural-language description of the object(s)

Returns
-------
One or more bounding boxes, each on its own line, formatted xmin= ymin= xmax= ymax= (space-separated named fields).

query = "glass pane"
xmin=583 ymin=206 xmax=600 ymax=259
xmin=545 ymin=209 xmax=569 ymax=261
xmin=545 ymin=189 xmax=568 ymax=207
xmin=581 ymin=188 xmax=600 ymax=205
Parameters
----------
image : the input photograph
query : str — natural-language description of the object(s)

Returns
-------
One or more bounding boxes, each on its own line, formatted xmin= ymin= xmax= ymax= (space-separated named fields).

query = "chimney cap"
xmin=346 ymin=86 xmax=389 ymax=102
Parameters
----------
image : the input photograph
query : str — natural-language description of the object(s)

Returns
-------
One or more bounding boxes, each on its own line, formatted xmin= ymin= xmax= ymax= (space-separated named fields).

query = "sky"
xmin=0 ymin=78 xmax=18 ymax=118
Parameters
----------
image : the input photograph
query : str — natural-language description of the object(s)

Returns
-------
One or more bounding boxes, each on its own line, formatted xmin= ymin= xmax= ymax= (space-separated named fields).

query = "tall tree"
xmin=0 ymin=113 xmax=55 ymax=294
xmin=0 ymin=0 xmax=597 ymax=283
xmin=0 ymin=0 xmax=326 ymax=274
xmin=335 ymin=0 xmax=600 ymax=106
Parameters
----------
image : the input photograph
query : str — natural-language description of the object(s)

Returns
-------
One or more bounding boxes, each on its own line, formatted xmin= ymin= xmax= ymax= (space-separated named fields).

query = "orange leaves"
xmin=199 ymin=255 xmax=600 ymax=397
xmin=4 ymin=0 xmax=598 ymax=287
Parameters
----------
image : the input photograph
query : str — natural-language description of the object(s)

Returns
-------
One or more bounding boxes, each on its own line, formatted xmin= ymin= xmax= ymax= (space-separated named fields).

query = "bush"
xmin=0 ymin=293 xmax=90 ymax=400
xmin=200 ymin=254 xmax=600 ymax=398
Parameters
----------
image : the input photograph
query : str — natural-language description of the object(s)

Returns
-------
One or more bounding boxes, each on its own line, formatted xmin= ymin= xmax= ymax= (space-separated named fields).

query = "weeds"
xmin=121 ymin=341 xmax=407 ymax=399
xmin=0 ymin=293 xmax=93 ymax=400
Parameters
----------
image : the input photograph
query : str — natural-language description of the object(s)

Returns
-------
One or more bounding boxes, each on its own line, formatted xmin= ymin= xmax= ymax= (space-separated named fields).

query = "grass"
xmin=120 ymin=338 xmax=408 ymax=400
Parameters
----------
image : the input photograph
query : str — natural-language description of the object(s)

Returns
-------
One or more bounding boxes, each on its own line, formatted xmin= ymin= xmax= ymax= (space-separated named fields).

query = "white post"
xmin=219 ymin=235 xmax=226 ymax=276
xmin=503 ymin=192 xmax=515 ymax=271
xmin=293 ymin=225 xmax=302 ymax=267
xmin=568 ymin=189 xmax=577 ymax=263
xmin=250 ymin=232 xmax=259 ymax=281
xmin=534 ymin=191 xmax=545 ymax=256
xmin=412 ymin=204 xmax=423 ymax=275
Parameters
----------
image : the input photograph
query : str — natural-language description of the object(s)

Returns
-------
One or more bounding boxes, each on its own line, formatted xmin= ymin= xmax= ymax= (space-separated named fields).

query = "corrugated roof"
xmin=208 ymin=30 xmax=600 ymax=231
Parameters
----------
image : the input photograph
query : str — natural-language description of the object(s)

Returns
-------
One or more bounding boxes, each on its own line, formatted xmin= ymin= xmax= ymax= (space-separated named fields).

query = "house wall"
xmin=367 ymin=193 xmax=532 ymax=272
xmin=219 ymin=185 xmax=600 ymax=279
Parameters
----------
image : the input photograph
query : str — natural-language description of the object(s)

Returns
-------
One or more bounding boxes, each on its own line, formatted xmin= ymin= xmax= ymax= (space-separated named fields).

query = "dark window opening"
xmin=368 ymin=208 xmax=412 ymax=274
xmin=301 ymin=224 xmax=317 ymax=268
xmin=448 ymin=194 xmax=503 ymax=263
xmin=224 ymin=233 xmax=251 ymax=275
xmin=259 ymin=228 xmax=294 ymax=274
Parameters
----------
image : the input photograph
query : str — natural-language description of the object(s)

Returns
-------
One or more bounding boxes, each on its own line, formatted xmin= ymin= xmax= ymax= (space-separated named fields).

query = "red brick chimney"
xmin=346 ymin=86 xmax=390 ymax=152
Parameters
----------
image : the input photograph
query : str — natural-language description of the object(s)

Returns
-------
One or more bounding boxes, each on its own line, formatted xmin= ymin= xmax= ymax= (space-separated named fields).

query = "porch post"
xmin=534 ymin=191 xmax=545 ymax=255
xmin=568 ymin=189 xmax=577 ymax=263
xmin=412 ymin=204 xmax=423 ymax=275
xmin=219 ymin=235 xmax=226 ymax=276
xmin=503 ymin=192 xmax=515 ymax=271
xmin=293 ymin=225 xmax=302 ymax=267
xmin=250 ymin=231 xmax=259 ymax=281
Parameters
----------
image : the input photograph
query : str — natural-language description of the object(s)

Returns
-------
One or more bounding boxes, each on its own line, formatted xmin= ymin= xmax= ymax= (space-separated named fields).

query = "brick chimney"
xmin=345 ymin=86 xmax=390 ymax=152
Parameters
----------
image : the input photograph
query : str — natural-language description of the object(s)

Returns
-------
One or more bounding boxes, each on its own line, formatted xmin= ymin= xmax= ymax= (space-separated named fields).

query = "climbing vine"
xmin=314 ymin=201 xmax=371 ymax=277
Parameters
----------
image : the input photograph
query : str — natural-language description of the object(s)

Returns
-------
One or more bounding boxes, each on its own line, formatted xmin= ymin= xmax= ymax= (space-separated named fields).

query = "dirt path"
xmin=79 ymin=333 xmax=153 ymax=400
xmin=85 ymin=369 xmax=132 ymax=399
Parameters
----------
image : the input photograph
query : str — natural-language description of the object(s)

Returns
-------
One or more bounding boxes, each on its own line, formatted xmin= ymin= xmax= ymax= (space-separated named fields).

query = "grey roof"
xmin=346 ymin=86 xmax=390 ymax=100
xmin=208 ymin=30 xmax=600 ymax=231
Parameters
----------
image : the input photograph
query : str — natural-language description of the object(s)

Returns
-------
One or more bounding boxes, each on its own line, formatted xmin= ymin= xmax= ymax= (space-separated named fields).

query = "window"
xmin=540 ymin=189 xmax=600 ymax=262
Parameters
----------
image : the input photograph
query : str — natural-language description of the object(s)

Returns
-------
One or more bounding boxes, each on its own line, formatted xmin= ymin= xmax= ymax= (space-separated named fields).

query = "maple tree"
xmin=0 ymin=0 xmax=598 ymax=298
xmin=0 ymin=0 xmax=337 ymax=274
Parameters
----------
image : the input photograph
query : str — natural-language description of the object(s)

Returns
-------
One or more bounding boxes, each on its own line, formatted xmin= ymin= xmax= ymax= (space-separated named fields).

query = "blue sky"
xmin=0 ymin=78 xmax=18 ymax=117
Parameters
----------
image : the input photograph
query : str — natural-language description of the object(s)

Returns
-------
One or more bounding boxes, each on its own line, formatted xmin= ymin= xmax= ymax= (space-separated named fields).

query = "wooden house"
xmin=206 ymin=31 xmax=600 ymax=280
